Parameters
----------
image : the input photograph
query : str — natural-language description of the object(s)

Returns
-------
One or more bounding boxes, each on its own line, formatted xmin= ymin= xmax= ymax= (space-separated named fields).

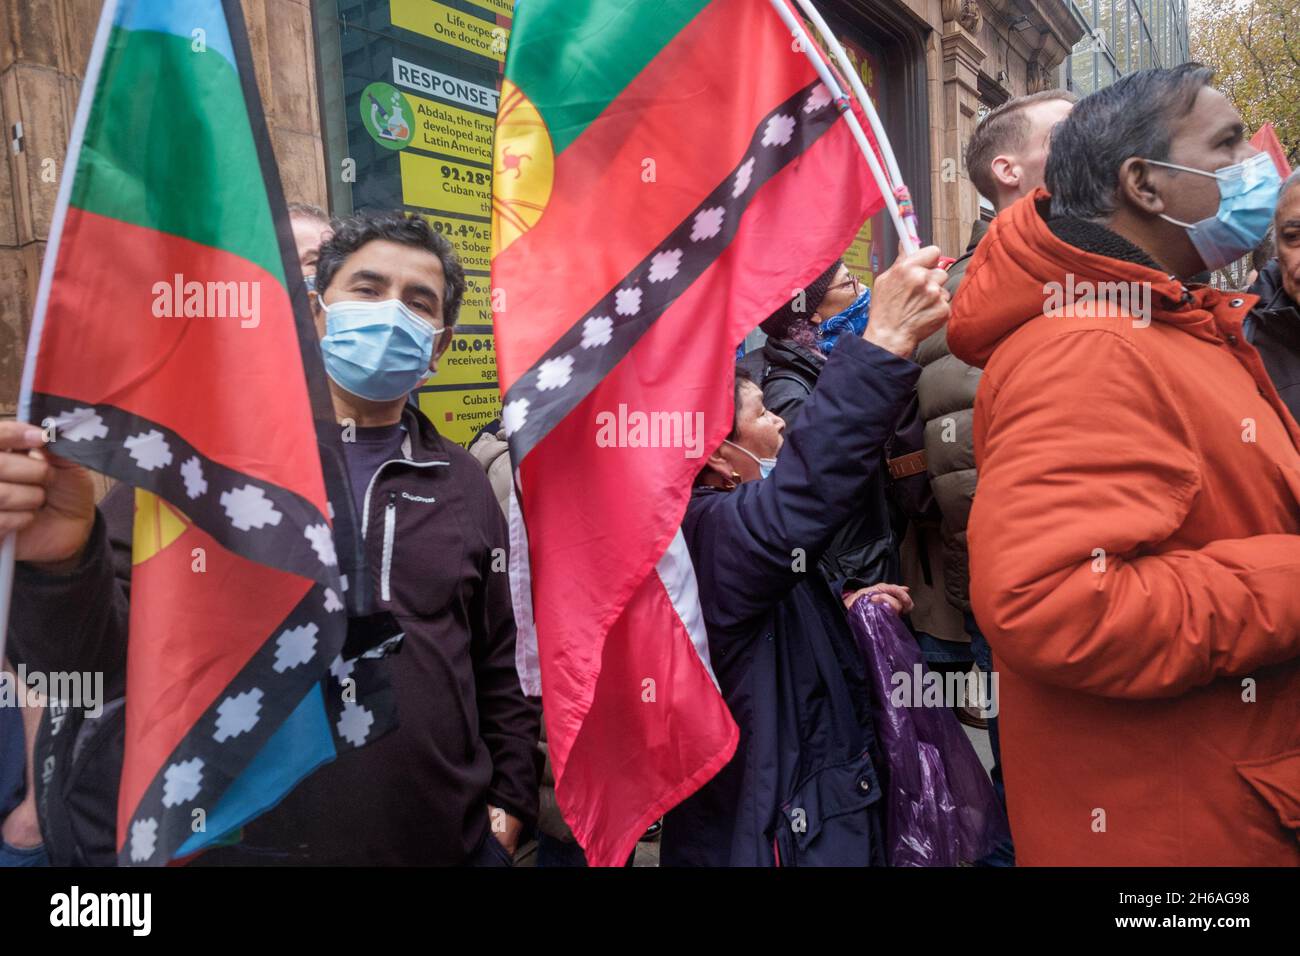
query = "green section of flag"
xmin=71 ymin=26 xmax=284 ymax=283
xmin=505 ymin=0 xmax=710 ymax=155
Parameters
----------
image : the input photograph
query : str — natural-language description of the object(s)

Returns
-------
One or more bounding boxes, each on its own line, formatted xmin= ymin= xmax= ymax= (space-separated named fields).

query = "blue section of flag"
xmin=177 ymin=683 xmax=335 ymax=857
xmin=114 ymin=0 xmax=237 ymax=70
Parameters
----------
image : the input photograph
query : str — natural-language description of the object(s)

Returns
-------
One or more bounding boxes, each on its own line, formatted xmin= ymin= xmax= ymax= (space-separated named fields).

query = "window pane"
xmin=1099 ymin=0 xmax=1114 ymax=65
xmin=1130 ymin=2 xmax=1141 ymax=72
xmin=1155 ymin=0 xmax=1164 ymax=66
xmin=1115 ymin=0 xmax=1128 ymax=72
xmin=1171 ymin=2 xmax=1178 ymax=61
xmin=1176 ymin=1 xmax=1186 ymax=60
xmin=1071 ymin=47 xmax=1096 ymax=94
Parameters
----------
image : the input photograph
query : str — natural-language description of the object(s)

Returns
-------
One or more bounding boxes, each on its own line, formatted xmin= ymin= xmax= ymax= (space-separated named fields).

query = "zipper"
xmin=360 ymin=457 xmax=450 ymax=605
xmin=380 ymin=493 xmax=396 ymax=602
xmin=360 ymin=457 xmax=449 ymax=534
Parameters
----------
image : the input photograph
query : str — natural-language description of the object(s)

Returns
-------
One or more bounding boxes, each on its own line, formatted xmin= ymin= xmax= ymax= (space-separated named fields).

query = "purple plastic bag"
xmin=846 ymin=598 xmax=1011 ymax=866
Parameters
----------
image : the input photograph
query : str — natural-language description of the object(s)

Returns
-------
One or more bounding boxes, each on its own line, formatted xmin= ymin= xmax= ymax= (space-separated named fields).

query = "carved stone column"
xmin=938 ymin=3 xmax=987 ymax=256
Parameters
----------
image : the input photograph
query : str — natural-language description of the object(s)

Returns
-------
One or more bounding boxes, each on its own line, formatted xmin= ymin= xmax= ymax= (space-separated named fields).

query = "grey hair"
xmin=1279 ymin=168 xmax=1300 ymax=207
xmin=1046 ymin=64 xmax=1216 ymax=221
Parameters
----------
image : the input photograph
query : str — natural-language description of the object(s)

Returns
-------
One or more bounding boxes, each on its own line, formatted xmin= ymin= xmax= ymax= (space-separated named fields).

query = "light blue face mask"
xmin=1147 ymin=152 xmax=1282 ymax=271
xmin=320 ymin=298 xmax=442 ymax=402
xmin=816 ymin=288 xmax=871 ymax=354
xmin=724 ymin=438 xmax=777 ymax=479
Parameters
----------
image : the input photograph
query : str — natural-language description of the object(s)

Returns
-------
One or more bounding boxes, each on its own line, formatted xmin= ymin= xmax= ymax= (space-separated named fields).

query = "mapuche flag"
xmin=492 ymin=0 xmax=887 ymax=866
xmin=1249 ymin=122 xmax=1293 ymax=179
xmin=20 ymin=0 xmax=388 ymax=865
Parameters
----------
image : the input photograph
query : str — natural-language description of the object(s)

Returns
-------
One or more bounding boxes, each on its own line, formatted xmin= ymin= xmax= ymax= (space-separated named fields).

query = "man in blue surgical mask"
xmin=288 ymin=211 xmax=538 ymax=865
xmin=310 ymin=215 xmax=455 ymax=517
xmin=3 ymin=210 xmax=539 ymax=867
xmin=944 ymin=66 xmax=1300 ymax=865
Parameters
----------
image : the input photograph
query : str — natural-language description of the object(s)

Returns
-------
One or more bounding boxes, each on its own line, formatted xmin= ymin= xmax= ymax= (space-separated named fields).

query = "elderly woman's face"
xmin=816 ymin=263 xmax=862 ymax=321
xmin=723 ymin=380 xmax=785 ymax=482
xmin=1275 ymin=183 xmax=1300 ymax=305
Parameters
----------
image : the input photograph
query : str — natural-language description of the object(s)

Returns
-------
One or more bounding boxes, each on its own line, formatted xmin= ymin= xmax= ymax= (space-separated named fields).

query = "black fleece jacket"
xmin=10 ymin=404 xmax=539 ymax=865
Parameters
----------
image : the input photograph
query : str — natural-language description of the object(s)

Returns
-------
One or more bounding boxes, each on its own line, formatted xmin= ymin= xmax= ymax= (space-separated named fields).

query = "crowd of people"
xmin=1 ymin=63 xmax=1298 ymax=867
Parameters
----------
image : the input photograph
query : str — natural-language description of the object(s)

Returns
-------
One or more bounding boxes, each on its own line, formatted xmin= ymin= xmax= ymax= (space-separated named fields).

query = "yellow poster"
xmin=421 ymin=215 xmax=492 ymax=272
xmin=432 ymin=332 xmax=497 ymax=386
xmin=408 ymin=94 xmax=495 ymax=164
xmin=469 ymin=0 xmax=514 ymax=16
xmin=386 ymin=0 xmax=513 ymax=445
xmin=416 ymin=386 xmax=501 ymax=443
xmin=461 ymin=274 xmax=492 ymax=323
xmin=400 ymin=152 xmax=492 ymax=218
xmin=390 ymin=0 xmax=510 ymax=63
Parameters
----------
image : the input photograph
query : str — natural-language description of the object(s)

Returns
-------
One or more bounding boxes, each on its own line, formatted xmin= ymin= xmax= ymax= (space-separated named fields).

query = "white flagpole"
xmin=765 ymin=0 xmax=919 ymax=255
xmin=0 ymin=0 xmax=120 ymax=667
xmin=793 ymin=0 xmax=923 ymax=249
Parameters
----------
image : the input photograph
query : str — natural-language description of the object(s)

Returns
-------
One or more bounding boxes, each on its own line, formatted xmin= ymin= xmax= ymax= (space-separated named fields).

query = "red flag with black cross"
xmin=13 ymin=0 xmax=392 ymax=865
xmin=491 ymin=0 xmax=887 ymax=866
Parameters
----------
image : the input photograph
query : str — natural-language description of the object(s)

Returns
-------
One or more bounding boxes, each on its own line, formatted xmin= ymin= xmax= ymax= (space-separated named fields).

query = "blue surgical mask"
xmin=816 ymin=288 xmax=871 ymax=354
xmin=303 ymin=273 xmax=317 ymax=293
xmin=320 ymin=298 xmax=442 ymax=402
xmin=1147 ymin=153 xmax=1282 ymax=271
xmin=724 ymin=438 xmax=777 ymax=479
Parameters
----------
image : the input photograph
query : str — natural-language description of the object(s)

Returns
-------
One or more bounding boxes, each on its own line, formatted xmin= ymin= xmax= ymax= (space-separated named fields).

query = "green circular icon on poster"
xmin=361 ymin=82 xmax=414 ymax=150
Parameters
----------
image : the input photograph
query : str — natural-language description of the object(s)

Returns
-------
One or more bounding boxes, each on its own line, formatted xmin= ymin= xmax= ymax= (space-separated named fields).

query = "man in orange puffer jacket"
xmin=949 ymin=64 xmax=1300 ymax=865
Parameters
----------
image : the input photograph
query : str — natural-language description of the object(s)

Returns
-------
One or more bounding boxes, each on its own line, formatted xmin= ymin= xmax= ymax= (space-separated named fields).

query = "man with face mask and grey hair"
xmin=947 ymin=65 xmax=1300 ymax=865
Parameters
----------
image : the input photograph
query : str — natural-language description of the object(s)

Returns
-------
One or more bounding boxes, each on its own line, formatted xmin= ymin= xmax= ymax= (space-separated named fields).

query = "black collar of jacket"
xmin=396 ymin=400 xmax=453 ymax=465
xmin=1045 ymin=215 xmax=1166 ymax=272
xmin=762 ymin=336 xmax=825 ymax=380
xmin=1251 ymin=257 xmax=1289 ymax=310
xmin=1248 ymin=258 xmax=1300 ymax=344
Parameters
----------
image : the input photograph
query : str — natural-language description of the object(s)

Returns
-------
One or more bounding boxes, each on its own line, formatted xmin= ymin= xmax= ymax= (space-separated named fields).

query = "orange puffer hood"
xmin=947 ymin=189 xmax=1232 ymax=369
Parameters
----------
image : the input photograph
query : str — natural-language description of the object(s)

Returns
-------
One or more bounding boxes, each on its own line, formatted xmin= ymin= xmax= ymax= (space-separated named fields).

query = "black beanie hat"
xmin=759 ymin=258 xmax=842 ymax=340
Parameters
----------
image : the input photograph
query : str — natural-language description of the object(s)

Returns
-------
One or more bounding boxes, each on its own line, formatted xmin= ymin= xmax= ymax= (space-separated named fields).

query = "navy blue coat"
xmin=661 ymin=333 xmax=920 ymax=866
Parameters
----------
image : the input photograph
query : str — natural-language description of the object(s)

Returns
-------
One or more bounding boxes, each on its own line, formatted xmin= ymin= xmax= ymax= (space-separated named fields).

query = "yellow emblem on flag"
xmin=132 ymin=489 xmax=192 ymax=566
xmin=492 ymin=80 xmax=554 ymax=258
